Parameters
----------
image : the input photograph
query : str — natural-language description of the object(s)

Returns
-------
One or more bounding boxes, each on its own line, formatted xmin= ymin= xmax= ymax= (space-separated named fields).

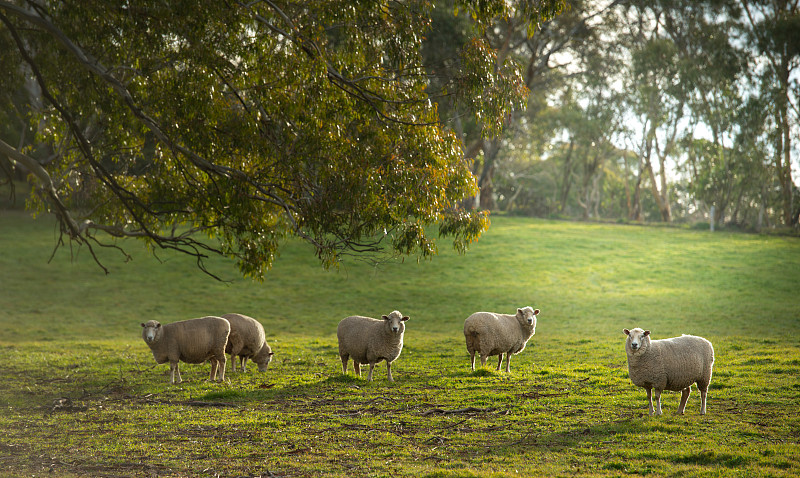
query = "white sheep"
xmin=464 ymin=307 xmax=540 ymax=372
xmin=221 ymin=313 xmax=274 ymax=372
xmin=140 ymin=316 xmax=230 ymax=384
xmin=337 ymin=310 xmax=409 ymax=382
xmin=623 ymin=328 xmax=715 ymax=415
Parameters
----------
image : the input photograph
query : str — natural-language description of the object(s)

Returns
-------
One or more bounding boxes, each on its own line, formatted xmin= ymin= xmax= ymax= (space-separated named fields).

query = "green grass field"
xmin=1 ymin=209 xmax=799 ymax=477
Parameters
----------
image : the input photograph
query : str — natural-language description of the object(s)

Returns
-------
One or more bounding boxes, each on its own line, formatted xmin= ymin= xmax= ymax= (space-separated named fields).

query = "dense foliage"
xmin=0 ymin=0 xmax=565 ymax=277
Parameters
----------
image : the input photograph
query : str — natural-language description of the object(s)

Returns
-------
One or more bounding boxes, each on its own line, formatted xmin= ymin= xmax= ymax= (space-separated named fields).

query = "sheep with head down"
xmin=623 ymin=327 xmax=715 ymax=415
xmin=221 ymin=313 xmax=274 ymax=373
xmin=464 ymin=306 xmax=540 ymax=372
xmin=337 ymin=310 xmax=409 ymax=382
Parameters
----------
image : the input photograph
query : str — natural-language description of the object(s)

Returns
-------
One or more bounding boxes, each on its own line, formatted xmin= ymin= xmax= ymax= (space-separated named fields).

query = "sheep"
xmin=140 ymin=316 xmax=230 ymax=384
xmin=337 ymin=310 xmax=409 ymax=382
xmin=464 ymin=307 xmax=540 ymax=372
xmin=221 ymin=313 xmax=274 ymax=372
xmin=623 ymin=327 xmax=715 ymax=415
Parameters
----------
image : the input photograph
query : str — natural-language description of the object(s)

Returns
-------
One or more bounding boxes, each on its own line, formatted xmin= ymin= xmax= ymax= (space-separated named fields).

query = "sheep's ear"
xmin=643 ymin=330 xmax=650 ymax=336
xmin=140 ymin=323 xmax=146 ymax=328
xmin=156 ymin=323 xmax=162 ymax=328
xmin=268 ymin=352 xmax=274 ymax=356
xmin=623 ymin=329 xmax=630 ymax=335
xmin=401 ymin=316 xmax=409 ymax=322
xmin=381 ymin=315 xmax=390 ymax=320
xmin=533 ymin=309 xmax=540 ymax=315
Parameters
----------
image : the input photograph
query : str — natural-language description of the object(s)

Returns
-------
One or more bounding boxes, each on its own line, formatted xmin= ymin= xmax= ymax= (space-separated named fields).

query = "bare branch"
xmin=0 ymin=137 xmax=82 ymax=236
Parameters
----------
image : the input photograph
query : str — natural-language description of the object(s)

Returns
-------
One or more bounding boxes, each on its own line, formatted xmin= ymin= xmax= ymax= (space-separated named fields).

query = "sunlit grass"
xmin=1 ymin=210 xmax=799 ymax=476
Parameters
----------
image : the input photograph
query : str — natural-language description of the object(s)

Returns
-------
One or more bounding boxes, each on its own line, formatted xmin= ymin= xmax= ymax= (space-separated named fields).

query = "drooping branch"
xmin=0 ymin=0 xmax=499 ymax=278
xmin=0 ymin=137 xmax=80 ymax=232
xmin=0 ymin=2 xmax=322 ymax=268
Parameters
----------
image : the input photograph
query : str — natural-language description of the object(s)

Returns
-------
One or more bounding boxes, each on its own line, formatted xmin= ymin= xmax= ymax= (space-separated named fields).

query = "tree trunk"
xmin=779 ymin=95 xmax=794 ymax=226
xmin=460 ymin=138 xmax=485 ymax=210
xmin=623 ymin=153 xmax=634 ymax=219
xmin=592 ymin=173 xmax=602 ymax=219
xmin=731 ymin=186 xmax=745 ymax=226
xmin=558 ymin=139 xmax=575 ymax=214
xmin=642 ymin=131 xmax=671 ymax=223
xmin=656 ymin=148 xmax=672 ymax=223
xmin=644 ymin=155 xmax=671 ymax=222
xmin=478 ymin=139 xmax=500 ymax=210
xmin=505 ymin=180 xmax=523 ymax=213
xmin=578 ymin=150 xmax=602 ymax=220
xmin=631 ymin=158 xmax=645 ymax=222
xmin=714 ymin=202 xmax=725 ymax=226
xmin=757 ymin=183 xmax=767 ymax=231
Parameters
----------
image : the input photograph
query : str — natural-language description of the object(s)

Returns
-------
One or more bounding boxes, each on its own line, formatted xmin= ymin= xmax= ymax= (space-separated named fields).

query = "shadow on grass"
xmin=673 ymin=450 xmax=751 ymax=467
xmin=486 ymin=415 xmax=755 ymax=471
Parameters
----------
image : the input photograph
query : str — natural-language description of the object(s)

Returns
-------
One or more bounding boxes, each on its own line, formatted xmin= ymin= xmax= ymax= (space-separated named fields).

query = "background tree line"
xmin=427 ymin=0 xmax=799 ymax=231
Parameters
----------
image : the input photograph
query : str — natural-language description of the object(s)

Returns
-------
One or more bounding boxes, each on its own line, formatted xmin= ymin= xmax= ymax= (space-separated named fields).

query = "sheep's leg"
xmin=480 ymin=354 xmax=487 ymax=368
xmin=353 ymin=361 xmax=361 ymax=377
xmin=646 ymin=387 xmax=654 ymax=415
xmin=653 ymin=389 xmax=663 ymax=415
xmin=209 ymin=358 xmax=219 ymax=382
xmin=386 ymin=361 xmax=394 ymax=382
xmin=170 ymin=361 xmax=182 ymax=384
xmin=699 ymin=386 xmax=708 ymax=415
xmin=367 ymin=363 xmax=376 ymax=382
xmin=677 ymin=386 xmax=692 ymax=415
xmin=496 ymin=354 xmax=503 ymax=371
xmin=505 ymin=353 xmax=512 ymax=373
xmin=469 ymin=352 xmax=476 ymax=371
xmin=240 ymin=356 xmax=248 ymax=373
xmin=229 ymin=340 xmax=243 ymax=373
xmin=340 ymin=354 xmax=349 ymax=374
xmin=228 ymin=353 xmax=237 ymax=373
xmin=217 ymin=355 xmax=226 ymax=381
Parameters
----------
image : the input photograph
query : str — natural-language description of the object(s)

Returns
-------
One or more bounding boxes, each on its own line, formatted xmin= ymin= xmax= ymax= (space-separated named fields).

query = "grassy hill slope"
xmin=0 ymin=211 xmax=798 ymax=477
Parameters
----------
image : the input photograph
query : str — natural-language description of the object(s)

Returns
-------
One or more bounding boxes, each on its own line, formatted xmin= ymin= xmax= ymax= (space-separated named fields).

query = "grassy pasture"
xmin=0 ymin=209 xmax=799 ymax=477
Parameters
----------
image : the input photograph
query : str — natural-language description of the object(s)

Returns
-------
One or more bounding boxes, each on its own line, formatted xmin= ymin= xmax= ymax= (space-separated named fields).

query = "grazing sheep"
xmin=464 ymin=307 xmax=540 ymax=372
xmin=337 ymin=310 xmax=409 ymax=382
xmin=623 ymin=328 xmax=715 ymax=415
xmin=140 ymin=316 xmax=230 ymax=384
xmin=221 ymin=313 xmax=274 ymax=372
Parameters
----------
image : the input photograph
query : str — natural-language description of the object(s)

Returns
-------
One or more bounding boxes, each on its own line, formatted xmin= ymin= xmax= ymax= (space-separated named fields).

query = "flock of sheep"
xmin=141 ymin=307 xmax=715 ymax=416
